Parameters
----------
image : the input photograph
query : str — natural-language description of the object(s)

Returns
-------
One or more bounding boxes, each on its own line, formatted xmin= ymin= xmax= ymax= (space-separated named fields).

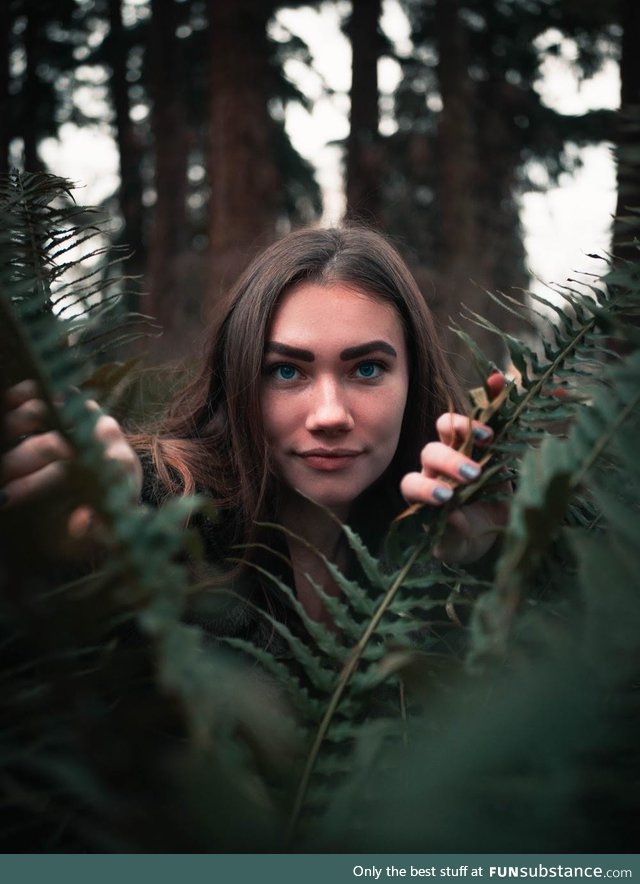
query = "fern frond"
xmin=286 ymin=534 xmax=429 ymax=839
xmin=470 ymin=348 xmax=640 ymax=664
xmin=0 ymin=172 xmax=285 ymax=849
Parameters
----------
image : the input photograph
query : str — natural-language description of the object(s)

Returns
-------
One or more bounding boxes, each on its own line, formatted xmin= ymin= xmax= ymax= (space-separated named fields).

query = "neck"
xmin=277 ymin=492 xmax=349 ymax=626
xmin=278 ymin=491 xmax=346 ymax=555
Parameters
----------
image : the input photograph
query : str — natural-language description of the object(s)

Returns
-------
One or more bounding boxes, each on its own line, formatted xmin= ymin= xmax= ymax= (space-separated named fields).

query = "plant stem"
xmin=286 ymin=535 xmax=429 ymax=842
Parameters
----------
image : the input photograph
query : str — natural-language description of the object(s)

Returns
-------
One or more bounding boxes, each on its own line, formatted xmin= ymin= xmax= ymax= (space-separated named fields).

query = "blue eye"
xmin=355 ymin=361 xmax=383 ymax=379
xmin=273 ymin=364 xmax=298 ymax=381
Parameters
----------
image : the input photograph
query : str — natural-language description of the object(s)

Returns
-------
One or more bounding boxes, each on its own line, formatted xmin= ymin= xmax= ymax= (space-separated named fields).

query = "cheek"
xmin=260 ymin=394 xmax=276 ymax=441
xmin=372 ymin=387 xmax=408 ymax=443
xmin=260 ymin=391 xmax=294 ymax=443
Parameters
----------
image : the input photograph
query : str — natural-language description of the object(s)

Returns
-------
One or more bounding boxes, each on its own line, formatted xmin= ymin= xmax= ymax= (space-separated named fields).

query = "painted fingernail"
xmin=472 ymin=426 xmax=492 ymax=442
xmin=459 ymin=463 xmax=481 ymax=481
xmin=0 ymin=489 xmax=8 ymax=508
xmin=433 ymin=485 xmax=454 ymax=503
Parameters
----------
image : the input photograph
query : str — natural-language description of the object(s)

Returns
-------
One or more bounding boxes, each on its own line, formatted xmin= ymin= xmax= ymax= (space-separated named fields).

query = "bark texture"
xmin=613 ymin=0 xmax=640 ymax=260
xmin=345 ymin=0 xmax=383 ymax=227
xmin=145 ymin=0 xmax=190 ymax=354
xmin=206 ymin=0 xmax=281 ymax=297
xmin=105 ymin=0 xmax=146 ymax=280
xmin=0 ymin=2 xmax=10 ymax=177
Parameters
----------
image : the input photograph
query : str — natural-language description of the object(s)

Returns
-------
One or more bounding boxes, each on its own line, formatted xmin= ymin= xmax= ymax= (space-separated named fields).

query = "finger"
xmin=486 ymin=371 xmax=505 ymax=400
xmin=94 ymin=413 xmax=126 ymax=445
xmin=67 ymin=505 xmax=98 ymax=539
xmin=433 ymin=510 xmax=472 ymax=561
xmin=94 ymin=412 xmax=142 ymax=481
xmin=1 ymin=460 xmax=68 ymax=508
xmin=419 ymin=441 xmax=482 ymax=484
xmin=96 ymin=416 xmax=140 ymax=473
xmin=1 ymin=431 xmax=73 ymax=483
xmin=106 ymin=438 xmax=143 ymax=486
xmin=435 ymin=413 xmax=494 ymax=448
xmin=3 ymin=398 xmax=51 ymax=440
xmin=400 ymin=471 xmax=455 ymax=506
xmin=3 ymin=380 xmax=41 ymax=409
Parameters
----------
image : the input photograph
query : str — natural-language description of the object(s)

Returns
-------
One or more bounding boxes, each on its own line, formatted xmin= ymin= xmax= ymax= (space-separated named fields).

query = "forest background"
xmin=1 ymin=0 xmax=638 ymax=376
xmin=2 ymin=0 xmax=640 ymax=852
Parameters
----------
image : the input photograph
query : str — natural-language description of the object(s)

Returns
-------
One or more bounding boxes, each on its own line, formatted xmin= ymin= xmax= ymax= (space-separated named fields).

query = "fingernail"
xmin=459 ymin=463 xmax=481 ymax=481
xmin=0 ymin=489 xmax=8 ymax=508
xmin=472 ymin=426 xmax=492 ymax=442
xmin=433 ymin=485 xmax=454 ymax=503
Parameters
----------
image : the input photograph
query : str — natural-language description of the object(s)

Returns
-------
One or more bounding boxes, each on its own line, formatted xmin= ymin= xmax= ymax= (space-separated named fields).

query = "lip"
xmin=297 ymin=448 xmax=363 ymax=471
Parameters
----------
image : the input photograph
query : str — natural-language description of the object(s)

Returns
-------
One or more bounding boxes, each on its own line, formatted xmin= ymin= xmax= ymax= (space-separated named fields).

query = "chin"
xmin=297 ymin=482 xmax=366 ymax=516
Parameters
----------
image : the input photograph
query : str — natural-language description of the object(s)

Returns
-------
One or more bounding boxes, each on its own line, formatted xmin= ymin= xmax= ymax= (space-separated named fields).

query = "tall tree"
xmin=90 ymin=0 xmax=321 ymax=359
xmin=127 ymin=0 xmax=321 ymax=358
xmin=145 ymin=0 xmax=190 ymax=345
xmin=432 ymin=0 xmax=479 ymax=285
xmin=613 ymin=0 xmax=640 ymax=260
xmin=5 ymin=0 xmax=79 ymax=173
xmin=345 ymin=0 xmax=384 ymax=227
xmin=387 ymin=0 xmax=617 ymax=376
xmin=206 ymin=0 xmax=283 ymax=295
xmin=21 ymin=7 xmax=41 ymax=172
xmin=104 ymin=0 xmax=146 ymax=283
xmin=0 ymin=2 xmax=10 ymax=177
xmin=4 ymin=0 xmax=321 ymax=358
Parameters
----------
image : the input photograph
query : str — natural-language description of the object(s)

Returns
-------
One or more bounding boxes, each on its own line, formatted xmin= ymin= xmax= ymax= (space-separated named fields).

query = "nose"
xmin=305 ymin=377 xmax=354 ymax=434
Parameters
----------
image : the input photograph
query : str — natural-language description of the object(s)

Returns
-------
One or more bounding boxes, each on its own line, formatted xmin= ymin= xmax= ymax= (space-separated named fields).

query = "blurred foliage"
xmin=0 ymin=171 xmax=298 ymax=850
xmin=1 ymin=173 xmax=638 ymax=852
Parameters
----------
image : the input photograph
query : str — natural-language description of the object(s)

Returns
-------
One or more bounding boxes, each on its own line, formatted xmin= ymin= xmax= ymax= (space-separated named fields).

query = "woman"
xmin=1 ymin=226 xmax=505 ymax=632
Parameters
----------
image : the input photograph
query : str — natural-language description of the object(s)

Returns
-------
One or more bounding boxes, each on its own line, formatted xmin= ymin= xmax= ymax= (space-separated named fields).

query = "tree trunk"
xmin=105 ymin=0 xmax=146 ymax=285
xmin=206 ymin=0 xmax=281 ymax=297
xmin=433 ymin=0 xmax=489 ymax=380
xmin=21 ymin=8 xmax=43 ymax=173
xmin=345 ymin=0 xmax=383 ymax=227
xmin=474 ymin=15 xmax=528 ymax=334
xmin=613 ymin=0 xmax=640 ymax=260
xmin=145 ymin=0 xmax=190 ymax=354
xmin=0 ymin=2 xmax=10 ymax=177
xmin=434 ymin=0 xmax=478 ymax=272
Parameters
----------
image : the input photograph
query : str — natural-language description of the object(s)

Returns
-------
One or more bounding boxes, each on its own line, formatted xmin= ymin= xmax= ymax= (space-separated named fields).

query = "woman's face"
xmin=260 ymin=282 xmax=410 ymax=517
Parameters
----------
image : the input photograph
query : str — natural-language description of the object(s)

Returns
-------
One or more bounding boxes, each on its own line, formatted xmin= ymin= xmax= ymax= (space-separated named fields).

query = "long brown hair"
xmin=133 ymin=225 xmax=463 ymax=554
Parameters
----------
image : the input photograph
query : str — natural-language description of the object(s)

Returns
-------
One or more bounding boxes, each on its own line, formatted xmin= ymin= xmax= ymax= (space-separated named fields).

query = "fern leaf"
xmin=471 ymin=349 xmax=640 ymax=664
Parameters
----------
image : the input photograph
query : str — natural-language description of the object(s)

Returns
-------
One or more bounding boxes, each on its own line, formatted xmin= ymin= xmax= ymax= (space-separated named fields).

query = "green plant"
xmin=0 ymin=172 xmax=293 ymax=850
xmin=1 ymin=172 xmax=638 ymax=852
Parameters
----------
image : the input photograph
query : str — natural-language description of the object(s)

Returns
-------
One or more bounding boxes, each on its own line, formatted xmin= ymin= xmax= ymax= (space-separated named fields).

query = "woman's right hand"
xmin=1 ymin=379 xmax=143 ymax=540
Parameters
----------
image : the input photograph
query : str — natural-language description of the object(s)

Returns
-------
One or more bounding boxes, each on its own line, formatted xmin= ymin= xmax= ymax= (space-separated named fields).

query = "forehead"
xmin=267 ymin=282 xmax=404 ymax=345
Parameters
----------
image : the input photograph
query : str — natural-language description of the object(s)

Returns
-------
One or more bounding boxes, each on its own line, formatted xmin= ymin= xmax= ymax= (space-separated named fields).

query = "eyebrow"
xmin=264 ymin=339 xmax=398 ymax=363
xmin=340 ymin=340 xmax=398 ymax=361
xmin=265 ymin=342 xmax=315 ymax=362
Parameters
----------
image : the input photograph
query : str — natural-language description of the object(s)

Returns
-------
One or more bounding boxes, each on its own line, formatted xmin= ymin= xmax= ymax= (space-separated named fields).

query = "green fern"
xmin=1 ymin=172 xmax=638 ymax=851
xmin=242 ymin=242 xmax=640 ymax=844
xmin=0 ymin=172 xmax=293 ymax=850
xmin=279 ymin=264 xmax=640 ymax=850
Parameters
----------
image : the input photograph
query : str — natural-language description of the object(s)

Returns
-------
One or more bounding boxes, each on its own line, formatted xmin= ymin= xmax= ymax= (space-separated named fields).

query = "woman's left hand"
xmin=399 ymin=375 xmax=510 ymax=563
